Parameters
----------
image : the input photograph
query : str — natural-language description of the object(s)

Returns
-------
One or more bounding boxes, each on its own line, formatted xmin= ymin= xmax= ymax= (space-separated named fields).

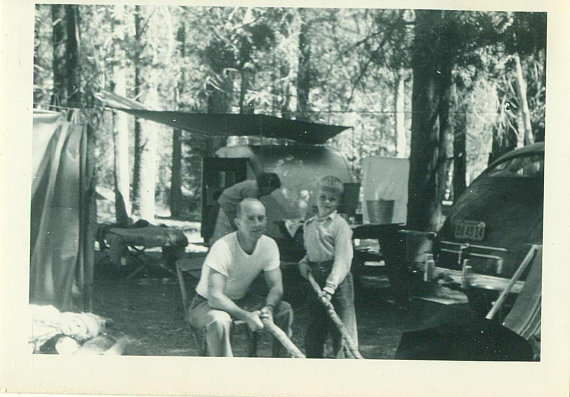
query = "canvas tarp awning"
xmin=94 ymin=89 xmax=350 ymax=144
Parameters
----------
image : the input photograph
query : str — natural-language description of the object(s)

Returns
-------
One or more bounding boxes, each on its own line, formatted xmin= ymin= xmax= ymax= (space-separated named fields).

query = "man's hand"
xmin=244 ymin=310 xmax=264 ymax=332
xmin=259 ymin=305 xmax=274 ymax=323
xmin=298 ymin=262 xmax=312 ymax=279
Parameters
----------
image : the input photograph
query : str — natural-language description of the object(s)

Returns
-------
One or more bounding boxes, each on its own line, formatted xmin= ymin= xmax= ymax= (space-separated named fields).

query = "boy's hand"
xmin=259 ymin=305 xmax=274 ymax=322
xmin=320 ymin=291 xmax=332 ymax=303
xmin=298 ymin=262 xmax=312 ymax=279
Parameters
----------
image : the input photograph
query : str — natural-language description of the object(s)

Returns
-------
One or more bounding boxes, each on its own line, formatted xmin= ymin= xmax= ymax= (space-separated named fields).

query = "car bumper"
xmin=417 ymin=263 xmax=524 ymax=294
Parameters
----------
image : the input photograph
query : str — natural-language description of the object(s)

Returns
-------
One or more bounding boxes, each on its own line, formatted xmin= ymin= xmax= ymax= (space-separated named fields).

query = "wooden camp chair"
xmin=176 ymin=256 xmax=259 ymax=357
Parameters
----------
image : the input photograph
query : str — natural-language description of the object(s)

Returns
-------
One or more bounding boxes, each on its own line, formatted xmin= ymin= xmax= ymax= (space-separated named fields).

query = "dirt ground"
xmin=92 ymin=249 xmax=474 ymax=359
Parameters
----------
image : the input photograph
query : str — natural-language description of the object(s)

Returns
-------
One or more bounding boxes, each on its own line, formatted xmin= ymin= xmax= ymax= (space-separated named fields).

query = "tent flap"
xmin=31 ymin=111 xmax=93 ymax=311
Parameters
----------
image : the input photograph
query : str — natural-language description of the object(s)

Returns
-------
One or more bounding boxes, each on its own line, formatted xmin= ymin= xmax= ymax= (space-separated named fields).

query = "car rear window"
xmin=486 ymin=154 xmax=544 ymax=178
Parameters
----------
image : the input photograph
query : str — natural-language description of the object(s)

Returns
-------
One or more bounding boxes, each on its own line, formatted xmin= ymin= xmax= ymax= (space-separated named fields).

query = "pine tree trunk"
xmin=112 ymin=5 xmax=130 ymax=225
xmin=281 ymin=81 xmax=292 ymax=119
xmin=131 ymin=5 xmax=158 ymax=221
xmin=64 ymin=5 xmax=80 ymax=107
xmin=408 ymin=10 xmax=452 ymax=232
xmin=453 ymin=101 xmax=467 ymax=200
xmin=50 ymin=4 xmax=72 ymax=107
xmin=132 ymin=115 xmax=142 ymax=215
xmin=394 ymin=68 xmax=407 ymax=158
xmin=34 ymin=14 xmax=42 ymax=105
xmin=239 ymin=67 xmax=254 ymax=114
xmin=438 ymin=63 xmax=454 ymax=212
xmin=513 ymin=53 xmax=534 ymax=145
xmin=490 ymin=92 xmax=518 ymax=164
xmin=170 ymin=127 xmax=183 ymax=217
xmin=112 ymin=74 xmax=131 ymax=225
xmin=51 ymin=5 xmax=80 ymax=107
xmin=131 ymin=6 xmax=144 ymax=217
xmin=408 ymin=66 xmax=440 ymax=230
xmin=205 ymin=71 xmax=231 ymax=156
xmin=296 ymin=9 xmax=311 ymax=120
xmin=169 ymin=24 xmax=185 ymax=218
xmin=138 ymin=82 xmax=158 ymax=220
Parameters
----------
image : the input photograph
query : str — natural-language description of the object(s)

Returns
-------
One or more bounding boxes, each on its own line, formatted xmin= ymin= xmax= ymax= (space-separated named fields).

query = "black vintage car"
xmin=396 ymin=143 xmax=544 ymax=361
xmin=434 ymin=144 xmax=543 ymax=295
xmin=422 ymin=143 xmax=544 ymax=353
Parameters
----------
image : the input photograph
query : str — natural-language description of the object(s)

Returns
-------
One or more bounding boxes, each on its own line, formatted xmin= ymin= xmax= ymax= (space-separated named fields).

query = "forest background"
xmin=32 ymin=5 xmax=546 ymax=231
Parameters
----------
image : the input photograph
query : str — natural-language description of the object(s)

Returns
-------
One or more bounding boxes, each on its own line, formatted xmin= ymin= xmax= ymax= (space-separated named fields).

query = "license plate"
xmin=454 ymin=220 xmax=486 ymax=241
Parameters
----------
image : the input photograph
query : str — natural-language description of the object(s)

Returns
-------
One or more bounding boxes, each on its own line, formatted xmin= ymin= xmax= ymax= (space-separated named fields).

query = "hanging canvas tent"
xmin=94 ymin=90 xmax=350 ymax=144
xmin=31 ymin=110 xmax=96 ymax=312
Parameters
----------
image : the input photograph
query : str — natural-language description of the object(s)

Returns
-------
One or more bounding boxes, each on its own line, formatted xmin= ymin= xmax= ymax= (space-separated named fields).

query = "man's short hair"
xmin=256 ymin=172 xmax=281 ymax=191
xmin=236 ymin=198 xmax=265 ymax=218
xmin=317 ymin=175 xmax=344 ymax=196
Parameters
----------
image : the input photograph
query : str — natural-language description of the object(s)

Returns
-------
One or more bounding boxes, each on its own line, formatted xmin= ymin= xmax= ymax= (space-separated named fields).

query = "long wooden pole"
xmin=486 ymin=244 xmax=540 ymax=320
xmin=261 ymin=318 xmax=305 ymax=358
xmin=307 ymin=273 xmax=364 ymax=359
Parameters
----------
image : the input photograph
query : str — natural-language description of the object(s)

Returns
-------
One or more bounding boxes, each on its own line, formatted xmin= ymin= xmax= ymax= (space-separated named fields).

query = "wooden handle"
xmin=261 ymin=318 xmax=306 ymax=358
xmin=307 ymin=273 xmax=364 ymax=359
xmin=486 ymin=244 xmax=540 ymax=320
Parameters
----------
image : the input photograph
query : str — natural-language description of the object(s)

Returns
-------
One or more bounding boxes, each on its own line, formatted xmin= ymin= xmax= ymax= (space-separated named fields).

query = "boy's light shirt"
xmin=303 ymin=210 xmax=353 ymax=295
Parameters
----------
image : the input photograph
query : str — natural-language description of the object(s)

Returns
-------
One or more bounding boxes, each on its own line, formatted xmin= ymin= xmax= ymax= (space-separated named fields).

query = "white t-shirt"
xmin=195 ymin=232 xmax=280 ymax=300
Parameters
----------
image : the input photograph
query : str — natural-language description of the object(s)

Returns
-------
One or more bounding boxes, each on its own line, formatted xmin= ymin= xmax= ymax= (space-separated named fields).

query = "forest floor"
xmin=92 ymin=248 xmax=471 ymax=359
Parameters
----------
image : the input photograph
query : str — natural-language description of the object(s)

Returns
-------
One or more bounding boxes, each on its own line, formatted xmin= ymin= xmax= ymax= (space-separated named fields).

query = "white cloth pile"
xmin=29 ymin=304 xmax=129 ymax=355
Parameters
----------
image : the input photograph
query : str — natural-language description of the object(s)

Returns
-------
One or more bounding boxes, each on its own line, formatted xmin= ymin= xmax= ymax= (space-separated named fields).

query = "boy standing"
xmin=298 ymin=176 xmax=358 ymax=358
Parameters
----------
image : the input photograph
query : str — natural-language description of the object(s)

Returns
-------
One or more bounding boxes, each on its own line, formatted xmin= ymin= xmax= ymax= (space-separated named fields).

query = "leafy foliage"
xmin=32 ymin=6 xmax=546 ymax=220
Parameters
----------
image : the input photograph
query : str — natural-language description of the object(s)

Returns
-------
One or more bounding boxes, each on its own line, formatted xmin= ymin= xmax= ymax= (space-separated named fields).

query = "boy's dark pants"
xmin=305 ymin=261 xmax=358 ymax=358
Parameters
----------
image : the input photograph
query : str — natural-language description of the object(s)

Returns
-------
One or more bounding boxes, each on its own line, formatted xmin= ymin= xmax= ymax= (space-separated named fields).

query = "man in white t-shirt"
xmin=189 ymin=198 xmax=293 ymax=357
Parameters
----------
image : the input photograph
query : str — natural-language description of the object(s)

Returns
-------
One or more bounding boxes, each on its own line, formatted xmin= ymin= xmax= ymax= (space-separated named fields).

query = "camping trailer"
xmin=202 ymin=144 xmax=358 ymax=263
xmin=95 ymin=89 xmax=360 ymax=262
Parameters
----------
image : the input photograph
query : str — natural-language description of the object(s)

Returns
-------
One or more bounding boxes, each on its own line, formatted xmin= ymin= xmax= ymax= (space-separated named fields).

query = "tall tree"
xmin=130 ymin=6 xmax=159 ymax=220
xmin=375 ymin=10 xmax=413 ymax=158
xmin=296 ymin=8 xmax=312 ymax=120
xmin=199 ymin=7 xmax=279 ymax=152
xmin=394 ymin=68 xmax=407 ymax=157
xmin=138 ymin=80 xmax=159 ymax=219
xmin=50 ymin=4 xmax=80 ymax=108
xmin=407 ymin=10 xmax=454 ymax=231
xmin=451 ymin=82 xmax=467 ymax=199
xmin=513 ymin=53 xmax=534 ymax=146
xmin=490 ymin=12 xmax=546 ymax=161
xmin=169 ymin=23 xmax=186 ymax=218
xmin=407 ymin=11 xmax=538 ymax=228
xmin=131 ymin=5 xmax=144 ymax=217
xmin=111 ymin=5 xmax=131 ymax=224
